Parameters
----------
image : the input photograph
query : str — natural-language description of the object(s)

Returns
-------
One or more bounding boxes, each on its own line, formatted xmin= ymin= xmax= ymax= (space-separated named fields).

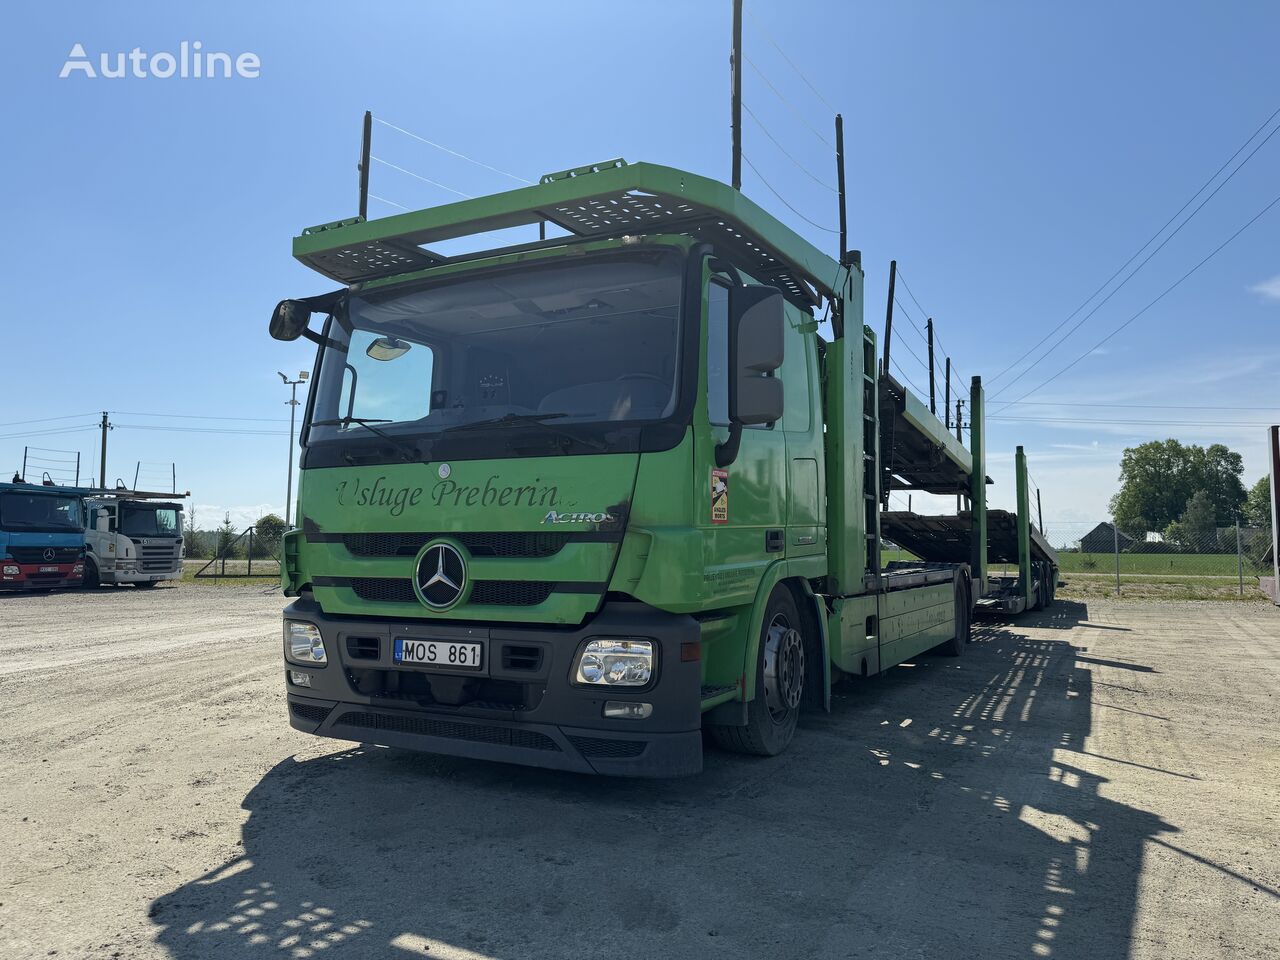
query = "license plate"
xmin=39 ymin=566 xmax=59 ymax=573
xmin=394 ymin=637 xmax=484 ymax=671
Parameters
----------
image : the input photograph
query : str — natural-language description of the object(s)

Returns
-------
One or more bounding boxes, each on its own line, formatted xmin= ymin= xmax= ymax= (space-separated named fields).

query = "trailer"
xmin=267 ymin=158 xmax=1053 ymax=776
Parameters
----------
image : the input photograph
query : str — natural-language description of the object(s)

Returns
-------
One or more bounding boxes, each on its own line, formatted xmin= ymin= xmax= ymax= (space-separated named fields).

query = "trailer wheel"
xmin=709 ymin=586 xmax=805 ymax=757
xmin=82 ymin=558 xmax=100 ymax=590
xmin=940 ymin=577 xmax=970 ymax=656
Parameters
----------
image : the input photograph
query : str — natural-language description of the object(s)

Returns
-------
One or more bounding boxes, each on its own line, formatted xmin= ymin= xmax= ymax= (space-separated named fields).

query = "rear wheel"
xmin=709 ymin=586 xmax=806 ymax=757
xmin=82 ymin=558 xmax=100 ymax=589
xmin=940 ymin=577 xmax=970 ymax=656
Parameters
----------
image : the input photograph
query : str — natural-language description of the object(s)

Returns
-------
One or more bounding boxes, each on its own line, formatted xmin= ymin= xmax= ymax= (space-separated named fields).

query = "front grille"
xmin=346 ymin=578 xmax=562 ymax=607
xmin=346 ymin=636 xmax=380 ymax=660
xmin=501 ymin=644 xmax=544 ymax=672
xmin=7 ymin=546 xmax=79 ymax=564
xmin=343 ymin=531 xmax=569 ymax=559
xmin=139 ymin=543 xmax=181 ymax=572
xmin=349 ymin=578 xmax=417 ymax=603
xmin=290 ymin=702 xmax=333 ymax=724
xmin=471 ymin=581 xmax=555 ymax=606
xmin=568 ymin=736 xmax=648 ymax=759
xmin=335 ymin=710 xmax=560 ymax=751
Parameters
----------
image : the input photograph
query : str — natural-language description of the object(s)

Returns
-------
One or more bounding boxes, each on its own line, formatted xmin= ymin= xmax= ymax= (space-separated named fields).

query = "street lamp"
xmin=279 ymin=371 xmax=309 ymax=526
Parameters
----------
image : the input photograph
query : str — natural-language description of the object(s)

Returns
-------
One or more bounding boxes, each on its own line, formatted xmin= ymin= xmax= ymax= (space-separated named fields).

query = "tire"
xmin=709 ymin=586 xmax=806 ymax=757
xmin=82 ymin=558 xmax=100 ymax=589
xmin=940 ymin=577 xmax=970 ymax=656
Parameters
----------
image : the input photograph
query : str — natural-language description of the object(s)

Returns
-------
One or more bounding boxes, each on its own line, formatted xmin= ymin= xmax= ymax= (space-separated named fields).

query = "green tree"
xmin=1163 ymin=491 xmax=1217 ymax=553
xmin=253 ymin=513 xmax=286 ymax=558
xmin=1244 ymin=475 xmax=1272 ymax=529
xmin=1110 ymin=439 xmax=1247 ymax=534
xmin=215 ymin=512 xmax=239 ymax=559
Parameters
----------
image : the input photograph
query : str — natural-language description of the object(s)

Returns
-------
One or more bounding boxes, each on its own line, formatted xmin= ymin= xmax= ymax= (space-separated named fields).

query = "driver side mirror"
xmin=728 ymin=284 xmax=785 ymax=426
xmin=269 ymin=300 xmax=313 ymax=342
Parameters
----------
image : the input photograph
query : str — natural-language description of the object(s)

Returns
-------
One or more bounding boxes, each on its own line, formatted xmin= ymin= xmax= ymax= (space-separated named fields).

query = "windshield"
xmin=0 ymin=492 xmax=84 ymax=532
xmin=120 ymin=504 xmax=182 ymax=538
xmin=307 ymin=251 xmax=683 ymax=445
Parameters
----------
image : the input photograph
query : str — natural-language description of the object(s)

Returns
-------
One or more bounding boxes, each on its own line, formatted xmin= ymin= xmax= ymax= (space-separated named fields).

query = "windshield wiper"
xmin=311 ymin=417 xmax=419 ymax=462
xmin=439 ymin=412 xmax=568 ymax=433
xmin=440 ymin=412 xmax=607 ymax=452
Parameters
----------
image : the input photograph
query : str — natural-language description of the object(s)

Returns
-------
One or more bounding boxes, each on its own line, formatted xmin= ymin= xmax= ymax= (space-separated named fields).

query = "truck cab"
xmin=83 ymin=497 xmax=185 ymax=588
xmin=0 ymin=482 xmax=88 ymax=591
xmin=270 ymin=159 xmax=1049 ymax=777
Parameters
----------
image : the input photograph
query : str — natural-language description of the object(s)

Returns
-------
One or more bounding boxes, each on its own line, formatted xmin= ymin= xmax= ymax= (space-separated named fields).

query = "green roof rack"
xmin=293 ymin=160 xmax=847 ymax=306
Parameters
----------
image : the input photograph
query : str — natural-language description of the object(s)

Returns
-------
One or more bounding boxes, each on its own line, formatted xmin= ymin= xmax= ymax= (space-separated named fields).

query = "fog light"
xmin=2 ymin=565 xmax=18 ymax=576
xmin=284 ymin=621 xmax=327 ymax=665
xmin=574 ymin=639 xmax=654 ymax=686
xmin=289 ymin=670 xmax=312 ymax=688
xmin=603 ymin=701 xmax=652 ymax=719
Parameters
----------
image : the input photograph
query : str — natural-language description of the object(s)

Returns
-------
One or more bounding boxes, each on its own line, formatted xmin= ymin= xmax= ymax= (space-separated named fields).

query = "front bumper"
xmin=281 ymin=597 xmax=704 ymax=777
xmin=0 ymin=562 xmax=83 ymax=591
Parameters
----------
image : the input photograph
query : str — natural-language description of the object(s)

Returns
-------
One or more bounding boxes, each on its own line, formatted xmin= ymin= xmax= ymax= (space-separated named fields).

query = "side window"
xmin=706 ymin=282 xmax=730 ymax=426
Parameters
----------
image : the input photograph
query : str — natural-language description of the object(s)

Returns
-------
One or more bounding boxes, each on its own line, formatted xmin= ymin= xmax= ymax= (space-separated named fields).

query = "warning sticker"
xmin=710 ymin=468 xmax=729 ymax=523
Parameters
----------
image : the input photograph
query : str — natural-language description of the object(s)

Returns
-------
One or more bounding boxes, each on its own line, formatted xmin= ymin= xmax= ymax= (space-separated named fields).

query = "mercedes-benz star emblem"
xmin=43 ymin=548 xmax=55 ymax=562
xmin=414 ymin=542 xmax=466 ymax=610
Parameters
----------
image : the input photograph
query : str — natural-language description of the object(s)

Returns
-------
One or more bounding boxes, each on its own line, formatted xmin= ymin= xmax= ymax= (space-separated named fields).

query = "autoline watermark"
xmin=59 ymin=42 xmax=260 ymax=79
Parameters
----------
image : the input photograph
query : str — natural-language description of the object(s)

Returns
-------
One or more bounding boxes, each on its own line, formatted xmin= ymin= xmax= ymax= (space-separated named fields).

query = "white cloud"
xmin=1250 ymin=274 xmax=1280 ymax=301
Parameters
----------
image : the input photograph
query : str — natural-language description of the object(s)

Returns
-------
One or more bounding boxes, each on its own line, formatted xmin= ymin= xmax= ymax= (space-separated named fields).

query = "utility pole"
xmin=944 ymin=358 xmax=952 ymax=429
xmin=98 ymin=411 xmax=111 ymax=489
xmin=955 ymin=399 xmax=964 ymax=512
xmin=279 ymin=372 xmax=309 ymax=525
xmin=926 ymin=318 xmax=936 ymax=415
xmin=730 ymin=0 xmax=743 ymax=190
xmin=358 ymin=110 xmax=372 ymax=219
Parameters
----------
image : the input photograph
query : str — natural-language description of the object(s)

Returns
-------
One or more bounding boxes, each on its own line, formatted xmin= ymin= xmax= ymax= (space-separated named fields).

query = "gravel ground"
xmin=1 ymin=585 xmax=1277 ymax=960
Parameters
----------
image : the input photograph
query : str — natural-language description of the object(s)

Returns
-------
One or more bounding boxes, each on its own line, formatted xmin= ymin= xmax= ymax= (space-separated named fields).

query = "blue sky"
xmin=1 ymin=1 xmax=1277 ymax=537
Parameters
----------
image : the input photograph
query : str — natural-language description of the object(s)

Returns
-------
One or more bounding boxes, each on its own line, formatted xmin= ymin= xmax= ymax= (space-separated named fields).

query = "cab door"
xmin=696 ymin=269 xmax=787 ymax=608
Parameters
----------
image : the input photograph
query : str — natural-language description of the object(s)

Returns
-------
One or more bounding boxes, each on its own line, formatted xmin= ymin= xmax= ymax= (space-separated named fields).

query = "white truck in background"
xmin=83 ymin=492 xmax=187 ymax=588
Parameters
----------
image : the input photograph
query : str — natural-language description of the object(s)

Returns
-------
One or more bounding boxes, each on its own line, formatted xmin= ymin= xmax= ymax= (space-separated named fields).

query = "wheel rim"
xmin=763 ymin=613 xmax=805 ymax=722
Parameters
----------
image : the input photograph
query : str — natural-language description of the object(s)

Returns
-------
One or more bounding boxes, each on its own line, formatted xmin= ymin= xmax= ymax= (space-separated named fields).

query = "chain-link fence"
xmin=998 ymin=521 xmax=1274 ymax=602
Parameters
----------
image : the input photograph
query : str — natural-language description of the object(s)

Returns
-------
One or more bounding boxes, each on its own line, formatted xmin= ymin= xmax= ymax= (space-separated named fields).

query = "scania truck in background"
xmin=83 ymin=493 xmax=186 ymax=588
xmin=0 ymin=481 xmax=88 ymax=591
xmin=269 ymin=159 xmax=1056 ymax=776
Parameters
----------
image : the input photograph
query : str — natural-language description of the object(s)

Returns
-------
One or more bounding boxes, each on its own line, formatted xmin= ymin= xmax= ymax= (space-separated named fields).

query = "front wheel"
xmin=82 ymin=558 xmax=100 ymax=589
xmin=709 ymin=586 xmax=806 ymax=757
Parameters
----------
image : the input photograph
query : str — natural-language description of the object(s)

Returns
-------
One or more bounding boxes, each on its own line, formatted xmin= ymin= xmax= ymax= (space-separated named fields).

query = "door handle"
xmin=765 ymin=529 xmax=785 ymax=553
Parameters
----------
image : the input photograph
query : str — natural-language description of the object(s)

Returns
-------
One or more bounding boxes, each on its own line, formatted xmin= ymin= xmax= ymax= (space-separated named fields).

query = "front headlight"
xmin=2 ymin=565 xmax=18 ymax=576
xmin=574 ymin=639 xmax=654 ymax=686
xmin=284 ymin=621 xmax=327 ymax=665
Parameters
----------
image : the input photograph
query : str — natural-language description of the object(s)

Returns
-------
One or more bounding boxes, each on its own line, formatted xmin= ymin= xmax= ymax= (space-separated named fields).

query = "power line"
xmin=991 ymin=103 xmax=1280 ymax=394
xmin=0 ymin=425 xmax=98 ymax=442
xmin=115 ymin=424 xmax=288 ymax=437
xmin=991 ymin=415 xmax=1278 ymax=427
xmin=0 ymin=412 xmax=96 ymax=428
xmin=741 ymin=154 xmax=839 ymax=234
xmin=744 ymin=56 xmax=833 ymax=148
xmin=743 ymin=4 xmax=837 ymax=113
xmin=369 ymin=193 xmax=409 ymax=211
xmin=112 ymin=411 xmax=289 ymax=423
xmin=997 ymin=400 xmax=1280 ymax=411
xmin=372 ymin=117 xmax=532 ymax=185
xmin=998 ymin=189 xmax=1280 ymax=407
xmin=371 ymin=157 xmax=473 ymax=199
xmin=742 ymin=102 xmax=836 ymax=191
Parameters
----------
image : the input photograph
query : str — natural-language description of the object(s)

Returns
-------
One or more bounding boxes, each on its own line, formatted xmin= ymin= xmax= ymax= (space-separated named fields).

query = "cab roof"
xmin=293 ymin=159 xmax=849 ymax=308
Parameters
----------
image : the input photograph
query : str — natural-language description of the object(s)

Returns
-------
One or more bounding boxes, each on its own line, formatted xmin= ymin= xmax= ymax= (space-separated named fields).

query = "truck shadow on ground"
xmin=149 ymin=599 xmax=1181 ymax=960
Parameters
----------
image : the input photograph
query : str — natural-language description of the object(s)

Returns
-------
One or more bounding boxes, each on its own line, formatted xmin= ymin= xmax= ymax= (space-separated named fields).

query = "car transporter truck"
xmin=268 ymin=158 xmax=1058 ymax=776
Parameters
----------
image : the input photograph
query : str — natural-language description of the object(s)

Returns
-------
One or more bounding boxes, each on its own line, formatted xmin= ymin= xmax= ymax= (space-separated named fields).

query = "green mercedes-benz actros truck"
xmin=271 ymin=158 xmax=1056 ymax=776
